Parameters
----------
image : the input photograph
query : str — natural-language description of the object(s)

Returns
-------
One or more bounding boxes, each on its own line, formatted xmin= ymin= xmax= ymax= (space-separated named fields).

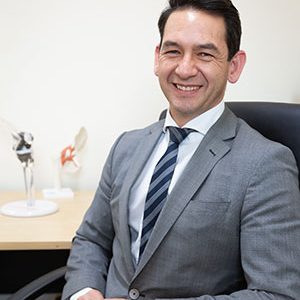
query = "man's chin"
xmin=169 ymin=107 xmax=202 ymax=125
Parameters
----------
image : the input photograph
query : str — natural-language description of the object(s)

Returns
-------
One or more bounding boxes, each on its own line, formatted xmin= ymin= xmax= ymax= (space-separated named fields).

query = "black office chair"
xmin=8 ymin=101 xmax=300 ymax=299
xmin=7 ymin=266 xmax=66 ymax=300
xmin=227 ymin=101 xmax=300 ymax=185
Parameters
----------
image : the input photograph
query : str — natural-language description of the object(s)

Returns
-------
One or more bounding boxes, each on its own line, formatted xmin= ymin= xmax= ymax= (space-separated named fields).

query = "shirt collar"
xmin=163 ymin=101 xmax=225 ymax=135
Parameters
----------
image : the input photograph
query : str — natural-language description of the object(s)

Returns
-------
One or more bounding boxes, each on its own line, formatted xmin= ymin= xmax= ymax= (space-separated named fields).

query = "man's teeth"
xmin=175 ymin=84 xmax=199 ymax=91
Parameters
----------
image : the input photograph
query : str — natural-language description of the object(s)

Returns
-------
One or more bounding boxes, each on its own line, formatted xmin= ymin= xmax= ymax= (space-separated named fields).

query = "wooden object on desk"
xmin=0 ymin=191 xmax=94 ymax=250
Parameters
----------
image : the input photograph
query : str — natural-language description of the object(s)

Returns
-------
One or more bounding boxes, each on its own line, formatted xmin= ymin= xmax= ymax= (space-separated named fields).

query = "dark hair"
xmin=158 ymin=0 xmax=241 ymax=61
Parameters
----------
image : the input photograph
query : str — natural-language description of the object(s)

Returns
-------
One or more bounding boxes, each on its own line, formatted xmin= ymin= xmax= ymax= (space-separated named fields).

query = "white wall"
xmin=1 ymin=0 xmax=300 ymax=191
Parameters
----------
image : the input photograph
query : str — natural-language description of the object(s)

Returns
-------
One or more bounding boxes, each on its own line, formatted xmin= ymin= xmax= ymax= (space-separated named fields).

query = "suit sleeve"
xmin=157 ymin=144 xmax=300 ymax=299
xmin=62 ymin=134 xmax=125 ymax=300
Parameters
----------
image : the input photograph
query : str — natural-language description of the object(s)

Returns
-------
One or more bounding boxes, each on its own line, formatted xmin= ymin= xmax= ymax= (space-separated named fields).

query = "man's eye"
xmin=198 ymin=52 xmax=213 ymax=61
xmin=200 ymin=52 xmax=211 ymax=57
xmin=164 ymin=50 xmax=180 ymax=55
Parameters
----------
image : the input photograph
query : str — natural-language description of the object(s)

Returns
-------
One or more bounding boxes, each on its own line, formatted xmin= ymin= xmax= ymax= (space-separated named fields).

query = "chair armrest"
xmin=8 ymin=266 xmax=67 ymax=300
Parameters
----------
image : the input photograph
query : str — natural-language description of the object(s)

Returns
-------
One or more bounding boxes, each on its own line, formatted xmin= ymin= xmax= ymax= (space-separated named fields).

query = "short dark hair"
xmin=158 ymin=0 xmax=242 ymax=61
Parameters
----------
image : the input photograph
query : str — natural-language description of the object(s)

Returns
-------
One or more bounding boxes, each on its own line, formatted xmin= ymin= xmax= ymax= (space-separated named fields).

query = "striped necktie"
xmin=139 ymin=126 xmax=194 ymax=259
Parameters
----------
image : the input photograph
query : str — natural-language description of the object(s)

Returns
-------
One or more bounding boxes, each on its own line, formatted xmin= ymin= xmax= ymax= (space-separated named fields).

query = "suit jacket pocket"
xmin=186 ymin=200 xmax=230 ymax=215
xmin=183 ymin=200 xmax=231 ymax=219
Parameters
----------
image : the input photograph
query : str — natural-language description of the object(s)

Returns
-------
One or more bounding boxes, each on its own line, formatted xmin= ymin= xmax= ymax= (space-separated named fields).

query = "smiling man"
xmin=62 ymin=1 xmax=300 ymax=299
xmin=155 ymin=8 xmax=245 ymax=126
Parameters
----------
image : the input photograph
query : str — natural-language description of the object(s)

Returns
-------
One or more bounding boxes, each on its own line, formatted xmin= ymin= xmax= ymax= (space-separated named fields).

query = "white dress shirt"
xmin=129 ymin=101 xmax=225 ymax=264
xmin=71 ymin=101 xmax=225 ymax=299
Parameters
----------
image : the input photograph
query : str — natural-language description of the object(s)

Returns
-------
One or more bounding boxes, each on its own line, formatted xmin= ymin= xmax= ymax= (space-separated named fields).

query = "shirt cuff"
xmin=70 ymin=287 xmax=92 ymax=300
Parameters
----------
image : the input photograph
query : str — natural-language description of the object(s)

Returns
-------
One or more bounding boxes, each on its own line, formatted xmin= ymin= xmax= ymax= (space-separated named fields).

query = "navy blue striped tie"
xmin=139 ymin=126 xmax=194 ymax=258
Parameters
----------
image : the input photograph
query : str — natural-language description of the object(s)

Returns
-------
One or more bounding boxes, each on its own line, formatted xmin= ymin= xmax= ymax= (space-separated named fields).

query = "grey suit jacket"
xmin=62 ymin=107 xmax=300 ymax=300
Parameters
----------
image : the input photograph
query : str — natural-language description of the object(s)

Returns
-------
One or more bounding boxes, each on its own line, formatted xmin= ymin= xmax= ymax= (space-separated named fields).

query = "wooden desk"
xmin=0 ymin=191 xmax=94 ymax=293
xmin=0 ymin=191 xmax=93 ymax=250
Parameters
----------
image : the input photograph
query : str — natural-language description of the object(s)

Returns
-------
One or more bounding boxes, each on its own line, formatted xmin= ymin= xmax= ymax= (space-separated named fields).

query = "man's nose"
xmin=175 ymin=55 xmax=198 ymax=79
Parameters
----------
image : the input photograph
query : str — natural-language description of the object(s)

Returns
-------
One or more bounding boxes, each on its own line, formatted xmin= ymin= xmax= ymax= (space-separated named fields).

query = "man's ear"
xmin=228 ymin=50 xmax=246 ymax=83
xmin=154 ymin=45 xmax=160 ymax=76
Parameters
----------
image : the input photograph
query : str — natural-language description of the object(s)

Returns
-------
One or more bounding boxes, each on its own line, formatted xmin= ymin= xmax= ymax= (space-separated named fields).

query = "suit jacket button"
xmin=129 ymin=288 xmax=140 ymax=300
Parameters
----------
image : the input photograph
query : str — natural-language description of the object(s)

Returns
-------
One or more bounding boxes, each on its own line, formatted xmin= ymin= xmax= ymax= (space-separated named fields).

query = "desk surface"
xmin=0 ymin=191 xmax=94 ymax=250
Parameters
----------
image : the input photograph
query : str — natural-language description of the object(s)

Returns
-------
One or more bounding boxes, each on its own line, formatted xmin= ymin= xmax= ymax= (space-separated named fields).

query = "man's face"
xmin=155 ymin=9 xmax=243 ymax=126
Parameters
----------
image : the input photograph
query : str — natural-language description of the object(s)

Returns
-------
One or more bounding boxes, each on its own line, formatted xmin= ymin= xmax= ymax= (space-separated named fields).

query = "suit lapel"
xmin=118 ymin=121 xmax=165 ymax=274
xmin=134 ymin=107 xmax=238 ymax=278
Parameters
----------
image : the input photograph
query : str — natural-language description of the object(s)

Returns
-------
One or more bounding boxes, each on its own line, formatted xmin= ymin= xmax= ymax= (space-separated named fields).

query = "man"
xmin=62 ymin=0 xmax=300 ymax=299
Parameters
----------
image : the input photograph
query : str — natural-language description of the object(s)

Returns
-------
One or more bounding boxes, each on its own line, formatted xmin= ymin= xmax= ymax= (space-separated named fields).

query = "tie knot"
xmin=168 ymin=126 xmax=194 ymax=144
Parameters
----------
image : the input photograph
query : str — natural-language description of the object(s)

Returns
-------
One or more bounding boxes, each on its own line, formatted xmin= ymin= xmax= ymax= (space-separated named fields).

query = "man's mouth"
xmin=174 ymin=84 xmax=201 ymax=92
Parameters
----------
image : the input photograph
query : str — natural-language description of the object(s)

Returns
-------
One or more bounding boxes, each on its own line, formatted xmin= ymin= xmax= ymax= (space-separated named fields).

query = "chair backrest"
xmin=226 ymin=101 xmax=300 ymax=186
xmin=160 ymin=101 xmax=300 ymax=186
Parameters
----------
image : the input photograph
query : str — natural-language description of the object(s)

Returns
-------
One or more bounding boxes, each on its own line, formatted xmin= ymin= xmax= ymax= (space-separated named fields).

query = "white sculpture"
xmin=12 ymin=131 xmax=35 ymax=206
xmin=0 ymin=117 xmax=58 ymax=217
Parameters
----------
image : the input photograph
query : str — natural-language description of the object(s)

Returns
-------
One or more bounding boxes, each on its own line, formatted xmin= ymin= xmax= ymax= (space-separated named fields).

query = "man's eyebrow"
xmin=161 ymin=41 xmax=180 ymax=49
xmin=195 ymin=43 xmax=219 ymax=53
xmin=161 ymin=41 xmax=220 ymax=53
